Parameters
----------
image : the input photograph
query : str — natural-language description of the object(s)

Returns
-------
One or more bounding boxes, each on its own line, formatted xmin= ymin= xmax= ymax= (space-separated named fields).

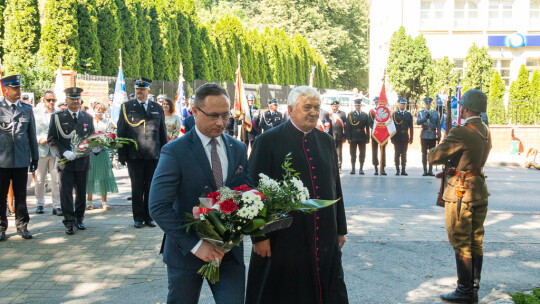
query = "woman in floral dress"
xmin=163 ymin=98 xmax=182 ymax=142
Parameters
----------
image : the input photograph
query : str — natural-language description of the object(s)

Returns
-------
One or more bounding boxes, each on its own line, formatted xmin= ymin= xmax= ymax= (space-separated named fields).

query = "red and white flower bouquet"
xmin=59 ymin=131 xmax=137 ymax=164
xmin=183 ymin=154 xmax=338 ymax=283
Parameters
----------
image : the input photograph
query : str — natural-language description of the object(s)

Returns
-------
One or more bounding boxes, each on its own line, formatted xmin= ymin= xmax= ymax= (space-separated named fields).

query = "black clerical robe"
xmin=246 ymin=120 xmax=348 ymax=304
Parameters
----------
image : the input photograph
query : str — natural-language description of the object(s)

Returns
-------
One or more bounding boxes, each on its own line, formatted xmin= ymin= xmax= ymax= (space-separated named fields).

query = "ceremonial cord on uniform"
xmin=122 ymin=103 xmax=146 ymax=133
xmin=348 ymin=113 xmax=359 ymax=126
xmin=54 ymin=114 xmax=77 ymax=139
xmin=392 ymin=113 xmax=403 ymax=125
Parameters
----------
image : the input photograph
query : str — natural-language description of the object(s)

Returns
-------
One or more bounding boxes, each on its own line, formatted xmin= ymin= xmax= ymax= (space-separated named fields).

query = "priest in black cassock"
xmin=246 ymin=86 xmax=348 ymax=304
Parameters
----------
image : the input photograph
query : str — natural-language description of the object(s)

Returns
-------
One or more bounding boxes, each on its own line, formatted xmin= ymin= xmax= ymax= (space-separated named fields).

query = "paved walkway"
xmin=0 ymin=151 xmax=538 ymax=303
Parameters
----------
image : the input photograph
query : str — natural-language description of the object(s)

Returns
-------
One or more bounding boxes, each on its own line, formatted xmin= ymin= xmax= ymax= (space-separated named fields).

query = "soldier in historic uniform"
xmin=329 ymin=100 xmax=347 ymax=170
xmin=391 ymin=98 xmax=414 ymax=176
xmin=0 ymin=75 xmax=39 ymax=241
xmin=368 ymin=97 xmax=387 ymax=175
xmin=117 ymin=77 xmax=167 ymax=228
xmin=428 ymin=89 xmax=491 ymax=304
xmin=48 ymin=87 xmax=96 ymax=235
xmin=417 ymin=97 xmax=441 ymax=176
xmin=345 ymin=99 xmax=370 ymax=174
xmin=259 ymin=99 xmax=283 ymax=132
xmin=239 ymin=94 xmax=260 ymax=150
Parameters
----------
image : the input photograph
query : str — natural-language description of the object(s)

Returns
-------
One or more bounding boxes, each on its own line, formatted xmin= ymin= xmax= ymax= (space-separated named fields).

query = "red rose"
xmin=251 ymin=190 xmax=265 ymax=201
xmin=207 ymin=191 xmax=221 ymax=204
xmin=220 ymin=199 xmax=238 ymax=214
xmin=233 ymin=185 xmax=252 ymax=192
xmin=109 ymin=133 xmax=116 ymax=140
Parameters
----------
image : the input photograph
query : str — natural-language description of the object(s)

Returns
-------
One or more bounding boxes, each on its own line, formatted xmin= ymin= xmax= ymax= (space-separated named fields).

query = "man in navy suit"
xmin=149 ymin=83 xmax=252 ymax=304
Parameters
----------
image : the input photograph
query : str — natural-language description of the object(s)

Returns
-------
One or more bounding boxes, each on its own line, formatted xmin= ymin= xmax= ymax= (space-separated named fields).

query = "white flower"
xmin=258 ymin=173 xmax=280 ymax=192
xmin=241 ymin=191 xmax=259 ymax=205
xmin=291 ymin=177 xmax=305 ymax=192
xmin=255 ymin=201 xmax=264 ymax=211
xmin=238 ymin=208 xmax=249 ymax=218
xmin=200 ymin=214 xmax=206 ymax=220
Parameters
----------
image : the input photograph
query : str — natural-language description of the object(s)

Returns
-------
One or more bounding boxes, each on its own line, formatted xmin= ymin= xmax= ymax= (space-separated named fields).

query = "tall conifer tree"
xmin=177 ymin=12 xmax=193 ymax=82
xmin=78 ymin=0 xmax=101 ymax=74
xmin=189 ymin=18 xmax=209 ymax=81
xmin=96 ymin=0 xmax=120 ymax=76
xmin=0 ymin=0 xmax=6 ymax=60
xmin=137 ymin=0 xmax=153 ymax=78
xmin=38 ymin=0 xmax=79 ymax=70
xmin=116 ymin=0 xmax=140 ymax=77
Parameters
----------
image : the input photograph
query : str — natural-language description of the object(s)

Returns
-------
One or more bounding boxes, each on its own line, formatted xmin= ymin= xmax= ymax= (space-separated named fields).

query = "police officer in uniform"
xmin=0 ymin=75 xmax=38 ymax=241
xmin=117 ymin=77 xmax=167 ymax=228
xmin=329 ymin=100 xmax=347 ymax=170
xmin=259 ymin=99 xmax=283 ymax=132
xmin=48 ymin=87 xmax=96 ymax=235
xmin=239 ymin=94 xmax=260 ymax=150
xmin=345 ymin=99 xmax=369 ymax=174
xmin=368 ymin=97 xmax=387 ymax=175
xmin=428 ymin=89 xmax=491 ymax=304
xmin=417 ymin=97 xmax=441 ymax=176
xmin=391 ymin=98 xmax=414 ymax=176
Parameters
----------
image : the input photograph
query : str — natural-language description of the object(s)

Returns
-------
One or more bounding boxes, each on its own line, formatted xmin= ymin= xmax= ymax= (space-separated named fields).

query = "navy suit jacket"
xmin=149 ymin=129 xmax=252 ymax=270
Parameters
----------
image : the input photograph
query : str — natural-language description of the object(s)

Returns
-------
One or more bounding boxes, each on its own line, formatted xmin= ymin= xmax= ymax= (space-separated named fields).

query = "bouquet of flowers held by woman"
xmin=183 ymin=153 xmax=338 ymax=283
xmin=59 ymin=131 xmax=137 ymax=164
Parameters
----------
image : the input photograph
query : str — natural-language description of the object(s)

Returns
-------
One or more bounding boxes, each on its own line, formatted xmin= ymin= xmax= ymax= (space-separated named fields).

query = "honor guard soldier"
xmin=259 ymin=99 xmax=283 ymax=132
xmin=117 ymin=77 xmax=167 ymax=228
xmin=0 ymin=75 xmax=39 ymax=241
xmin=428 ymin=89 xmax=491 ymax=304
xmin=368 ymin=97 xmax=387 ymax=175
xmin=239 ymin=94 xmax=260 ymax=150
xmin=391 ymin=98 xmax=414 ymax=176
xmin=345 ymin=99 xmax=370 ymax=174
xmin=417 ymin=97 xmax=441 ymax=176
xmin=48 ymin=87 xmax=95 ymax=235
xmin=329 ymin=100 xmax=347 ymax=170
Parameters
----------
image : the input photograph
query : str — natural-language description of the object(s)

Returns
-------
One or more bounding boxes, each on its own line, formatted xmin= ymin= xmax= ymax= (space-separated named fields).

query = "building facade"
xmin=369 ymin=0 xmax=540 ymax=98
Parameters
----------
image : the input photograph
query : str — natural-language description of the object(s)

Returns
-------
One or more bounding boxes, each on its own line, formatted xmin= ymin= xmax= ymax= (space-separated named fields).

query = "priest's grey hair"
xmin=287 ymin=86 xmax=320 ymax=110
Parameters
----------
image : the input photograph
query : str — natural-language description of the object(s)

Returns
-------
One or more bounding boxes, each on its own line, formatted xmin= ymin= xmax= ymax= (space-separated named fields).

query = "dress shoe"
xmin=17 ymin=229 xmax=33 ymax=239
xmin=350 ymin=169 xmax=355 ymax=175
xmin=127 ymin=196 xmax=132 ymax=201
xmin=134 ymin=221 xmax=144 ymax=228
xmin=428 ymin=171 xmax=435 ymax=176
xmin=401 ymin=170 xmax=408 ymax=176
xmin=422 ymin=171 xmax=428 ymax=176
xmin=381 ymin=169 xmax=387 ymax=176
xmin=36 ymin=206 xmax=44 ymax=214
xmin=0 ymin=231 xmax=6 ymax=241
xmin=65 ymin=226 xmax=75 ymax=235
xmin=52 ymin=208 xmax=63 ymax=216
xmin=395 ymin=169 xmax=400 ymax=176
xmin=76 ymin=223 xmax=86 ymax=230
xmin=358 ymin=169 xmax=365 ymax=175
xmin=145 ymin=220 xmax=157 ymax=227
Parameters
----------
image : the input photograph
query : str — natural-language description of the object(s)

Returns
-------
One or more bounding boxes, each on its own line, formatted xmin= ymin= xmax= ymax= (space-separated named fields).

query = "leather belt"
xmin=454 ymin=168 xmax=483 ymax=179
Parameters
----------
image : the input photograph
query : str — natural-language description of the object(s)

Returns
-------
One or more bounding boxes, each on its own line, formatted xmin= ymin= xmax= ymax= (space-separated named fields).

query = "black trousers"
xmin=349 ymin=141 xmax=366 ymax=169
xmin=127 ymin=159 xmax=158 ymax=222
xmin=371 ymin=141 xmax=386 ymax=168
xmin=0 ymin=167 xmax=30 ymax=231
xmin=436 ymin=105 xmax=444 ymax=120
xmin=421 ymin=138 xmax=437 ymax=168
xmin=393 ymin=141 xmax=408 ymax=168
xmin=58 ymin=169 xmax=89 ymax=227
xmin=335 ymin=140 xmax=344 ymax=169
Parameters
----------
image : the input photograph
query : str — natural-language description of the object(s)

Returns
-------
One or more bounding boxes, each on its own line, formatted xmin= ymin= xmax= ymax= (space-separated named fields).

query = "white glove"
xmin=63 ymin=151 xmax=76 ymax=161
xmin=92 ymin=147 xmax=102 ymax=154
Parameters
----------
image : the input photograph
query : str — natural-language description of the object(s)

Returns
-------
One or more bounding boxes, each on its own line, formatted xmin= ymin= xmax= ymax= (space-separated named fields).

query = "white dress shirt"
xmin=137 ymin=99 xmax=148 ymax=111
xmin=67 ymin=109 xmax=81 ymax=119
xmin=191 ymin=127 xmax=229 ymax=254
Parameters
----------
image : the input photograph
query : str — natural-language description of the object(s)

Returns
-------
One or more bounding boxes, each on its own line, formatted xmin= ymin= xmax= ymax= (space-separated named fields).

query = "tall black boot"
xmin=374 ymin=165 xmax=378 ymax=175
xmin=401 ymin=166 xmax=408 ymax=176
xmin=472 ymin=255 xmax=483 ymax=303
xmin=395 ymin=166 xmax=400 ymax=176
xmin=428 ymin=164 xmax=435 ymax=176
xmin=381 ymin=166 xmax=387 ymax=176
xmin=441 ymin=254 xmax=474 ymax=303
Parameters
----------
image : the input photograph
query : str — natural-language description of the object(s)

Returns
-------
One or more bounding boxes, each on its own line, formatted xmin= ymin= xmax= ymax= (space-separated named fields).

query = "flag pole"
xmin=119 ymin=49 xmax=122 ymax=68
xmin=237 ymin=54 xmax=245 ymax=142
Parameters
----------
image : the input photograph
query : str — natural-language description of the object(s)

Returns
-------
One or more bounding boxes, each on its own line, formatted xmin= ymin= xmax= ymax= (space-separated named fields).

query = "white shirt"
xmin=464 ymin=116 xmax=481 ymax=123
xmin=191 ymin=126 xmax=229 ymax=254
xmin=5 ymin=99 xmax=19 ymax=108
xmin=67 ymin=109 xmax=80 ymax=119
xmin=137 ymin=99 xmax=148 ymax=111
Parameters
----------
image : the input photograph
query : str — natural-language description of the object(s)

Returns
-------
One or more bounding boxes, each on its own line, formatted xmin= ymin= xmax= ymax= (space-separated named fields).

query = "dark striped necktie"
xmin=210 ymin=138 xmax=223 ymax=188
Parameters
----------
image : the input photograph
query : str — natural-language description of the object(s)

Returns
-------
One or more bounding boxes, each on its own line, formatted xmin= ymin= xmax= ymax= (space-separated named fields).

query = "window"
xmin=531 ymin=0 xmax=540 ymax=28
xmin=420 ymin=1 xmax=445 ymax=29
xmin=493 ymin=59 xmax=511 ymax=87
xmin=454 ymin=1 xmax=480 ymax=28
xmin=526 ymin=58 xmax=540 ymax=75
xmin=489 ymin=1 xmax=513 ymax=28
xmin=453 ymin=59 xmax=465 ymax=78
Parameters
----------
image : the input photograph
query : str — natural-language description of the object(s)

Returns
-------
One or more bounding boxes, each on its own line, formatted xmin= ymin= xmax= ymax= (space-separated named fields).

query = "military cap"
xmin=1 ymin=74 xmax=23 ymax=87
xmin=134 ymin=77 xmax=152 ymax=89
xmin=354 ymin=99 xmax=363 ymax=105
xmin=247 ymin=94 xmax=255 ymax=101
xmin=21 ymin=94 xmax=30 ymax=101
xmin=157 ymin=94 xmax=167 ymax=101
xmin=399 ymin=97 xmax=407 ymax=104
xmin=459 ymin=89 xmax=487 ymax=113
xmin=148 ymin=94 xmax=155 ymax=101
xmin=268 ymin=99 xmax=278 ymax=105
xmin=424 ymin=97 xmax=433 ymax=103
xmin=64 ymin=87 xmax=83 ymax=99
xmin=373 ymin=97 xmax=379 ymax=102
xmin=331 ymin=100 xmax=340 ymax=105
xmin=129 ymin=93 xmax=135 ymax=99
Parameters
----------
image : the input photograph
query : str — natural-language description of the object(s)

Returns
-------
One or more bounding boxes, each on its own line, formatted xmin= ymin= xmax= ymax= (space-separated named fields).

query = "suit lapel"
xmin=133 ymin=100 xmax=146 ymax=116
xmin=189 ymin=131 xmax=217 ymax=190
xmin=222 ymin=134 xmax=236 ymax=180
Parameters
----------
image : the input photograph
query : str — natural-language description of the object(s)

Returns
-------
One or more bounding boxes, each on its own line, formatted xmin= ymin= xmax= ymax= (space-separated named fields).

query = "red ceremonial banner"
xmin=371 ymin=81 xmax=396 ymax=145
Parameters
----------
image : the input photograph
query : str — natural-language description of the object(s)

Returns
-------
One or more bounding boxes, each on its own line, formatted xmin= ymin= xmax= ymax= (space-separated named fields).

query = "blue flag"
xmin=111 ymin=67 xmax=127 ymax=127
xmin=175 ymin=75 xmax=189 ymax=134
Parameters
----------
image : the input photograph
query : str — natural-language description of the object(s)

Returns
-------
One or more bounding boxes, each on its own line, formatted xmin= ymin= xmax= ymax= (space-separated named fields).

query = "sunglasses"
xmin=45 ymin=99 xmax=57 ymax=102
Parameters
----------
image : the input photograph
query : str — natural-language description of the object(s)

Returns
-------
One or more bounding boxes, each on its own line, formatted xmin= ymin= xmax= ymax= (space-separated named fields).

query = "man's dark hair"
xmin=194 ymin=83 xmax=229 ymax=108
